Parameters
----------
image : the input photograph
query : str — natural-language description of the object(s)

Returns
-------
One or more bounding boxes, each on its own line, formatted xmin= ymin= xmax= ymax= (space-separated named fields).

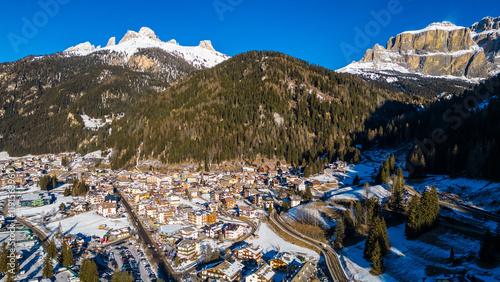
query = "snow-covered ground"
xmin=326 ymin=185 xmax=391 ymax=203
xmin=284 ymin=202 xmax=334 ymax=229
xmin=46 ymin=210 xmax=129 ymax=238
xmin=246 ymin=223 xmax=319 ymax=259
xmin=340 ymin=224 xmax=500 ymax=282
xmin=408 ymin=175 xmax=500 ymax=212
xmin=0 ymin=151 xmax=11 ymax=161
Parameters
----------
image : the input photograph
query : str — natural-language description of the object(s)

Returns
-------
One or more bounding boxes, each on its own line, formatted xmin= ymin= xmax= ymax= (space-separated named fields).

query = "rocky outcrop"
xmin=341 ymin=18 xmax=500 ymax=79
xmin=199 ymin=40 xmax=215 ymax=51
xmin=471 ymin=16 xmax=500 ymax=68
xmin=64 ymin=42 xmax=96 ymax=54
xmin=127 ymin=54 xmax=159 ymax=73
xmin=106 ymin=37 xmax=116 ymax=47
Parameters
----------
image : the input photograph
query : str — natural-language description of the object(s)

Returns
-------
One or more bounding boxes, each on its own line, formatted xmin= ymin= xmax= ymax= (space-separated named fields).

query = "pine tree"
xmin=407 ymin=146 xmax=426 ymax=178
xmin=62 ymin=242 xmax=74 ymax=267
xmin=389 ymin=167 xmax=405 ymax=214
xmin=354 ymin=201 xmax=363 ymax=229
xmin=335 ymin=216 xmax=345 ymax=248
xmin=449 ymin=248 xmax=455 ymax=263
xmin=282 ymin=200 xmax=289 ymax=213
xmin=0 ymin=243 xmax=7 ymax=274
xmin=364 ymin=216 xmax=390 ymax=260
xmin=175 ymin=256 xmax=180 ymax=267
xmin=79 ymin=258 xmax=99 ymax=282
xmin=111 ymin=267 xmax=134 ymax=282
xmin=52 ymin=177 xmax=57 ymax=189
xmin=304 ymin=186 xmax=313 ymax=202
xmin=43 ymin=255 xmax=53 ymax=278
xmin=353 ymin=173 xmax=360 ymax=185
xmin=62 ymin=156 xmax=69 ymax=167
xmin=370 ymin=240 xmax=384 ymax=274
xmin=63 ymin=186 xmax=70 ymax=196
xmin=47 ymin=239 xmax=57 ymax=258
xmin=389 ymin=154 xmax=396 ymax=173
xmin=59 ymin=203 xmax=66 ymax=211
xmin=405 ymin=196 xmax=420 ymax=238
xmin=479 ymin=228 xmax=496 ymax=263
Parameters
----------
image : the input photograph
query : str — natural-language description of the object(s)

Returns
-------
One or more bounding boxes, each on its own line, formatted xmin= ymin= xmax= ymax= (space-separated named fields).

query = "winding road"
xmin=269 ymin=210 xmax=349 ymax=282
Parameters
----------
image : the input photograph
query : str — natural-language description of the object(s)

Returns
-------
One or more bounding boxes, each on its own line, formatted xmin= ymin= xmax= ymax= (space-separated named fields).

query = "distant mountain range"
xmin=0 ymin=19 xmax=499 ymax=175
xmin=63 ymin=27 xmax=229 ymax=69
xmin=338 ymin=16 xmax=500 ymax=84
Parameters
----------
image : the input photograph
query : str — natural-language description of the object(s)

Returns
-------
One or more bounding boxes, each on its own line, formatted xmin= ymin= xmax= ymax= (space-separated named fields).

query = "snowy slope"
xmin=64 ymin=27 xmax=230 ymax=69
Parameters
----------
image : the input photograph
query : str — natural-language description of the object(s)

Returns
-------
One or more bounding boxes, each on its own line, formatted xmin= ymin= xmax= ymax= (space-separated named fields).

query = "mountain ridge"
xmin=338 ymin=16 xmax=500 ymax=82
xmin=63 ymin=27 xmax=229 ymax=69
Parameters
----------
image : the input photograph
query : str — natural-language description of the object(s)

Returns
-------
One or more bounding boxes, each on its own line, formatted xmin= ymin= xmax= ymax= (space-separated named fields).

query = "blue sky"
xmin=1 ymin=0 xmax=499 ymax=70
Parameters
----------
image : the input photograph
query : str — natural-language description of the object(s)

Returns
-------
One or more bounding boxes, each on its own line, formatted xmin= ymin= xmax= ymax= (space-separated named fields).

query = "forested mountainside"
xmin=0 ymin=49 xmax=195 ymax=155
xmin=101 ymin=51 xmax=421 ymax=170
xmin=364 ymin=74 xmax=500 ymax=180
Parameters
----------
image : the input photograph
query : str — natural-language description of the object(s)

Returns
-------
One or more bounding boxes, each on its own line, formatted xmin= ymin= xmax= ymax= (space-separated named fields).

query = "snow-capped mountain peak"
xmin=64 ymin=27 xmax=230 ymax=69
xmin=64 ymin=41 xmax=96 ymax=53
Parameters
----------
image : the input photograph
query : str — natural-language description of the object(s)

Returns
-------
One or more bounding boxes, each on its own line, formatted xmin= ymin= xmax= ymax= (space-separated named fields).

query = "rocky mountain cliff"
xmin=339 ymin=17 xmax=500 ymax=82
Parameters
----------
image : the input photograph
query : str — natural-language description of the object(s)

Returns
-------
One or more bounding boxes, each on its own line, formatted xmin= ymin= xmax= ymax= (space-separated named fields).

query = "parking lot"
xmin=104 ymin=241 xmax=158 ymax=281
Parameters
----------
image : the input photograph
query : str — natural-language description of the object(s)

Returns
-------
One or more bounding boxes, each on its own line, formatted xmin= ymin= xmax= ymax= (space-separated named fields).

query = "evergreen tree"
xmin=405 ymin=186 xmax=439 ymax=238
xmin=59 ymin=203 xmax=66 ymax=211
xmin=353 ymin=173 xmax=360 ymax=185
xmin=62 ymin=156 xmax=69 ymax=167
xmin=61 ymin=242 xmax=74 ymax=267
xmin=0 ymin=243 xmax=7 ymax=274
xmin=111 ymin=267 xmax=134 ymax=282
xmin=364 ymin=216 xmax=390 ymax=260
xmin=354 ymin=201 xmax=363 ymax=229
xmin=335 ymin=216 xmax=345 ymax=248
xmin=449 ymin=248 xmax=455 ymax=263
xmin=47 ymin=239 xmax=57 ymax=258
xmin=304 ymin=186 xmax=313 ymax=202
xmin=370 ymin=240 xmax=384 ymax=274
xmin=268 ymin=204 xmax=273 ymax=214
xmin=79 ymin=258 xmax=99 ymax=282
xmin=389 ymin=154 xmax=396 ymax=173
xmin=389 ymin=167 xmax=405 ymax=214
xmin=64 ymin=186 xmax=71 ymax=196
xmin=479 ymin=228 xmax=496 ymax=263
xmin=43 ymin=255 xmax=53 ymax=278
xmin=405 ymin=196 xmax=421 ymax=238
xmin=282 ymin=200 xmax=289 ymax=213
xmin=175 ymin=256 xmax=180 ymax=267
xmin=407 ymin=146 xmax=426 ymax=178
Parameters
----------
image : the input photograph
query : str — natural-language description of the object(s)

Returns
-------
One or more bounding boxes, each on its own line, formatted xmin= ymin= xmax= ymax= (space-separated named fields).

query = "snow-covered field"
xmin=284 ymin=202 xmax=334 ymax=229
xmin=0 ymin=151 xmax=11 ymax=161
xmin=247 ymin=223 xmax=319 ymax=259
xmin=46 ymin=210 xmax=129 ymax=237
xmin=341 ymin=224 xmax=500 ymax=282
xmin=326 ymin=185 xmax=391 ymax=203
xmin=14 ymin=194 xmax=75 ymax=218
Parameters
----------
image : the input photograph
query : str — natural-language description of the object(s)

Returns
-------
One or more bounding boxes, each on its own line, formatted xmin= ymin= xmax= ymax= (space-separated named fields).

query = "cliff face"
xmin=341 ymin=18 xmax=500 ymax=79
xmin=471 ymin=17 xmax=500 ymax=76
